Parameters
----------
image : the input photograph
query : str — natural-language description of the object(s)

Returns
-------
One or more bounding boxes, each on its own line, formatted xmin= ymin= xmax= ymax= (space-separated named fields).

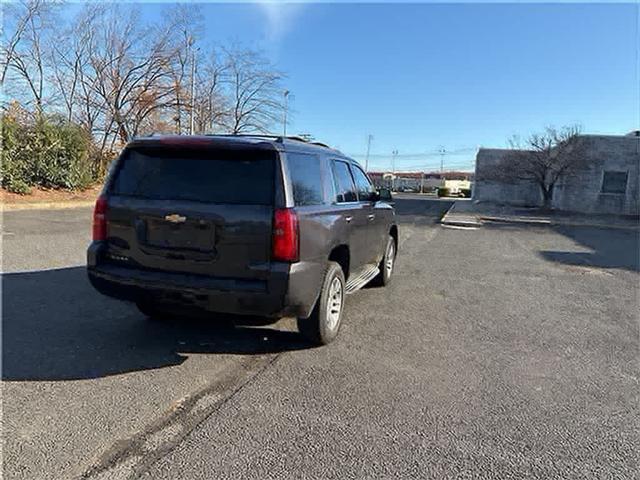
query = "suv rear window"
xmin=110 ymin=147 xmax=275 ymax=205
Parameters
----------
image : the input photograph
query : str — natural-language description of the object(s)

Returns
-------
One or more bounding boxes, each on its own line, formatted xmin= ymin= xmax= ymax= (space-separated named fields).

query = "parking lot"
xmin=3 ymin=197 xmax=638 ymax=479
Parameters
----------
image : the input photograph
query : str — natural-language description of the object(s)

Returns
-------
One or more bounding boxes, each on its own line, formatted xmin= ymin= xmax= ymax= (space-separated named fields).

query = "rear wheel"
xmin=297 ymin=261 xmax=345 ymax=345
xmin=372 ymin=235 xmax=396 ymax=287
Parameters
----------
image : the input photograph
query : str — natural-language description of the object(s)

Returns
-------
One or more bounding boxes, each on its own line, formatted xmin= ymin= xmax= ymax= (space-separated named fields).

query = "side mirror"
xmin=378 ymin=188 xmax=393 ymax=202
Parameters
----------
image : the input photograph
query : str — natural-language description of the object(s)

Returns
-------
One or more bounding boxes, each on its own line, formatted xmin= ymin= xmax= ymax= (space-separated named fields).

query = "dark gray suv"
xmin=87 ymin=135 xmax=397 ymax=344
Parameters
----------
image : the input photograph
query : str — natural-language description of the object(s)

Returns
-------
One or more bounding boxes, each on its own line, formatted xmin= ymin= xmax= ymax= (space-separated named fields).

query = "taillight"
xmin=92 ymin=195 xmax=108 ymax=241
xmin=272 ymin=208 xmax=299 ymax=262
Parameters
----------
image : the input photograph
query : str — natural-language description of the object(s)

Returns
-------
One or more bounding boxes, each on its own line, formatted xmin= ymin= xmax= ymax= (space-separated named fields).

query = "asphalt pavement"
xmin=2 ymin=198 xmax=638 ymax=479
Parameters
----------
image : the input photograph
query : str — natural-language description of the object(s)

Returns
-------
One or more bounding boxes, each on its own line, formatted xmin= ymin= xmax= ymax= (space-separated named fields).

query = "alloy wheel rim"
xmin=386 ymin=242 xmax=395 ymax=276
xmin=326 ymin=276 xmax=343 ymax=330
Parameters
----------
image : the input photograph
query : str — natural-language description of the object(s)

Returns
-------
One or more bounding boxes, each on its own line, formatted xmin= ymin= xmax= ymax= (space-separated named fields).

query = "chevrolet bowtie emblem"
xmin=164 ymin=213 xmax=187 ymax=223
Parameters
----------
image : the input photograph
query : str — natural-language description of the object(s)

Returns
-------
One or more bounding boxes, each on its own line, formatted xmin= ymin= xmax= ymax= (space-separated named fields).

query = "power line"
xmin=364 ymin=157 xmax=477 ymax=169
xmin=347 ymin=147 xmax=476 ymax=158
xmin=365 ymin=159 xmax=477 ymax=172
xmin=348 ymin=144 xmax=479 ymax=174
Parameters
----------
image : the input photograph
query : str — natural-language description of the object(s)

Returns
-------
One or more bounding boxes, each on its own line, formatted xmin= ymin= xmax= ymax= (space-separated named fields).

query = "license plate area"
xmin=145 ymin=218 xmax=215 ymax=252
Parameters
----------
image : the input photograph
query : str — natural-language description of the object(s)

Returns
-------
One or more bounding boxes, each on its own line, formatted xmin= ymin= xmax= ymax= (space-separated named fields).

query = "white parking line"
xmin=1 ymin=264 xmax=85 ymax=275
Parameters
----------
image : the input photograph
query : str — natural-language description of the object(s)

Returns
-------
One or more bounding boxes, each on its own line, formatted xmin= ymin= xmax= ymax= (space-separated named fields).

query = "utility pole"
xmin=189 ymin=37 xmax=196 ymax=135
xmin=439 ymin=146 xmax=446 ymax=173
xmin=391 ymin=149 xmax=398 ymax=191
xmin=365 ymin=134 xmax=373 ymax=172
xmin=283 ymin=90 xmax=290 ymax=137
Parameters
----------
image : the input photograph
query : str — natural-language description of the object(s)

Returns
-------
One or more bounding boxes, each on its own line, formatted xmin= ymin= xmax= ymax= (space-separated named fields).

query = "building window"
xmin=601 ymin=171 xmax=628 ymax=194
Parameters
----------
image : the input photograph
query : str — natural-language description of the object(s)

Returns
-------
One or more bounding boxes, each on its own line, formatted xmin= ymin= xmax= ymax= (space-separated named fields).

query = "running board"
xmin=345 ymin=265 xmax=380 ymax=294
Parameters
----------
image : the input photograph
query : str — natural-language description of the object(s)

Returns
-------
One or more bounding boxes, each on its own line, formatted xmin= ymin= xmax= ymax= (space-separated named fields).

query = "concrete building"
xmin=473 ymin=132 xmax=640 ymax=215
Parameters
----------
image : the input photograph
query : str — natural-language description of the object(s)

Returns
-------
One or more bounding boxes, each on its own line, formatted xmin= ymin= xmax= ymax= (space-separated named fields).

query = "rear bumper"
xmin=87 ymin=242 xmax=319 ymax=318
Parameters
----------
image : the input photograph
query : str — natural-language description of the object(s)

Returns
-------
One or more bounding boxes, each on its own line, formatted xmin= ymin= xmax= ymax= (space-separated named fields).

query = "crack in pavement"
xmin=80 ymin=354 xmax=281 ymax=480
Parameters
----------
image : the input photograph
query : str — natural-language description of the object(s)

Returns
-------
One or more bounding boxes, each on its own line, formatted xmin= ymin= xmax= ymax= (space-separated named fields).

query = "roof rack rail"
xmin=205 ymin=133 xmax=333 ymax=146
xmin=204 ymin=133 xmax=282 ymax=141
xmin=309 ymin=141 xmax=331 ymax=149
xmin=200 ymin=133 xmax=340 ymax=152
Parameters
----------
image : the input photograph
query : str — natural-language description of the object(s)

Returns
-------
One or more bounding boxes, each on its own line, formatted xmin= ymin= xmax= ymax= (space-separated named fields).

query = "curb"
xmin=440 ymin=202 xmax=639 ymax=231
xmin=1 ymin=200 xmax=95 ymax=212
xmin=441 ymin=218 xmax=482 ymax=228
xmin=481 ymin=216 xmax=640 ymax=231
xmin=440 ymin=202 xmax=483 ymax=228
xmin=480 ymin=215 xmax=550 ymax=226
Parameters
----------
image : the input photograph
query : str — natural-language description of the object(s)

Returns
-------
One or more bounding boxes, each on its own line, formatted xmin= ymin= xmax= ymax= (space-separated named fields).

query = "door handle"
xmin=345 ymin=216 xmax=353 ymax=223
xmin=367 ymin=214 xmax=375 ymax=221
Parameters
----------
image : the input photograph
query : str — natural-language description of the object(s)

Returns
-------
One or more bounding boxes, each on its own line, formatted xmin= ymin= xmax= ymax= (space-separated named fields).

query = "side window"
xmin=351 ymin=165 xmax=376 ymax=202
xmin=601 ymin=171 xmax=628 ymax=194
xmin=332 ymin=160 xmax=358 ymax=203
xmin=288 ymin=153 xmax=324 ymax=206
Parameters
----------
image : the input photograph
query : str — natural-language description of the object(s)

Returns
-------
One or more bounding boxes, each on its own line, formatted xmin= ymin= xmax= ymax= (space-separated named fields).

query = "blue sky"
xmin=96 ymin=2 xmax=640 ymax=171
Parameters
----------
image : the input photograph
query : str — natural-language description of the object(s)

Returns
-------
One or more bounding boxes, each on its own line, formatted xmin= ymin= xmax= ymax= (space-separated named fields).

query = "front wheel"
xmin=297 ymin=261 xmax=345 ymax=345
xmin=372 ymin=235 xmax=396 ymax=287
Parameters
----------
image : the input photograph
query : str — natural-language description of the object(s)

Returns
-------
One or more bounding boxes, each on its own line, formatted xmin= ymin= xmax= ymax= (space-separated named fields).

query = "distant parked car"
xmin=87 ymin=135 xmax=398 ymax=345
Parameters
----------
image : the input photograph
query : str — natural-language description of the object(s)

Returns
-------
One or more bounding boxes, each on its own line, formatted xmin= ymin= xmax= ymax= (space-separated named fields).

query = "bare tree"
xmin=2 ymin=2 xmax=290 ymax=145
xmin=1 ymin=0 xmax=55 ymax=116
xmin=192 ymin=48 xmax=228 ymax=133
xmin=58 ymin=6 xmax=111 ymax=144
xmin=83 ymin=4 xmax=176 ymax=144
xmin=223 ymin=47 xmax=284 ymax=134
xmin=49 ymin=17 xmax=92 ymax=123
xmin=480 ymin=125 xmax=589 ymax=210
xmin=1 ymin=2 xmax=32 ymax=84
xmin=161 ymin=5 xmax=203 ymax=134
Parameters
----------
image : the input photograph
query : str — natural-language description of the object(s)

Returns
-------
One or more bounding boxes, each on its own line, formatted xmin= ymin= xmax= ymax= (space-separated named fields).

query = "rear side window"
xmin=110 ymin=147 xmax=274 ymax=205
xmin=287 ymin=153 xmax=324 ymax=206
xmin=332 ymin=160 xmax=357 ymax=203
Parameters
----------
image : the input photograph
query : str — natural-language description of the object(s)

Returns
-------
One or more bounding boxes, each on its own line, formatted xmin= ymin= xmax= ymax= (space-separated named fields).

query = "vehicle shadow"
xmin=485 ymin=222 xmax=639 ymax=272
xmin=393 ymin=197 xmax=455 ymax=219
xmin=540 ymin=225 xmax=640 ymax=272
xmin=2 ymin=267 xmax=311 ymax=382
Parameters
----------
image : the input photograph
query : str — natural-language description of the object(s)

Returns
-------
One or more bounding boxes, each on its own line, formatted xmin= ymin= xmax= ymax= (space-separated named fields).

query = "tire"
xmin=372 ymin=235 xmax=396 ymax=287
xmin=297 ymin=261 xmax=345 ymax=345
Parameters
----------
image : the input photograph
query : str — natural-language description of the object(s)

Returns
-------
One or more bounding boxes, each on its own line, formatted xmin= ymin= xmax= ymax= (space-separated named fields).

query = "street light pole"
xmin=391 ymin=149 xmax=398 ymax=191
xmin=365 ymin=134 xmax=373 ymax=172
xmin=283 ymin=90 xmax=290 ymax=137
xmin=439 ymin=146 xmax=446 ymax=173
xmin=189 ymin=38 xmax=196 ymax=135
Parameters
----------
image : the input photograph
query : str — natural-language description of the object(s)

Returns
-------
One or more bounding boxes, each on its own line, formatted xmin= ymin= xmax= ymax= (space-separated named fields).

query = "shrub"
xmin=437 ymin=187 xmax=450 ymax=197
xmin=1 ymin=114 xmax=102 ymax=194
